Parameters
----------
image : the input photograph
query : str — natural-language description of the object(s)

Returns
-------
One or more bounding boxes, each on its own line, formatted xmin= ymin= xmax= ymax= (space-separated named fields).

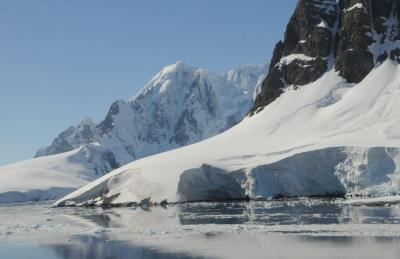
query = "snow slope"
xmin=56 ymin=60 xmax=400 ymax=206
xmin=0 ymin=144 xmax=118 ymax=203
xmin=0 ymin=62 xmax=267 ymax=203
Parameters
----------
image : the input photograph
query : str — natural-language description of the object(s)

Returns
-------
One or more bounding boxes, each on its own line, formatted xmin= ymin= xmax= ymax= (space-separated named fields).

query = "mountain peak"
xmin=160 ymin=60 xmax=193 ymax=75
xmin=174 ymin=60 xmax=185 ymax=67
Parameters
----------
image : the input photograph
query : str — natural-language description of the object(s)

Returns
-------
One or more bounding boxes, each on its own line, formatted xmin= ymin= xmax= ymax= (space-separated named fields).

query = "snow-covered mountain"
xmin=0 ymin=62 xmax=267 ymax=203
xmin=36 ymin=61 xmax=267 ymax=166
xmin=56 ymin=0 xmax=400 ymax=206
xmin=35 ymin=118 xmax=99 ymax=157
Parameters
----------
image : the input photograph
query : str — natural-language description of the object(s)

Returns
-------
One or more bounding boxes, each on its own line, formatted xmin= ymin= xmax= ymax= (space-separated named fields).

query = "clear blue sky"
xmin=0 ymin=0 xmax=297 ymax=165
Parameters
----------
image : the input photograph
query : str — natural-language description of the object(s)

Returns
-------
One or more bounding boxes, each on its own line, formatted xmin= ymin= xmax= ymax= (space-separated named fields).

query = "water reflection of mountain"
xmin=176 ymin=200 xmax=344 ymax=225
xmin=64 ymin=200 xmax=400 ymax=228
xmin=177 ymin=200 xmax=400 ymax=225
xmin=45 ymin=235 xmax=208 ymax=259
xmin=340 ymin=206 xmax=400 ymax=224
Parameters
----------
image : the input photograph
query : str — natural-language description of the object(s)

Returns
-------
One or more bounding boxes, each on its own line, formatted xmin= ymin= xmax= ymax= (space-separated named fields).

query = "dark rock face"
xmin=334 ymin=0 xmax=374 ymax=83
xmin=253 ymin=0 xmax=337 ymax=113
xmin=252 ymin=0 xmax=400 ymax=113
xmin=98 ymin=100 xmax=122 ymax=136
xmin=285 ymin=0 xmax=337 ymax=57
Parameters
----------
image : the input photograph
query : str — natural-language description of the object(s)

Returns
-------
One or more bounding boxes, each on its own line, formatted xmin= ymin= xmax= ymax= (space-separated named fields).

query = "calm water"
xmin=1 ymin=199 xmax=400 ymax=259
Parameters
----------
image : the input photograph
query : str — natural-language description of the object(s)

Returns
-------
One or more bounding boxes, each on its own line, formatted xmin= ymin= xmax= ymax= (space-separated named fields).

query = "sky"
xmin=0 ymin=0 xmax=297 ymax=166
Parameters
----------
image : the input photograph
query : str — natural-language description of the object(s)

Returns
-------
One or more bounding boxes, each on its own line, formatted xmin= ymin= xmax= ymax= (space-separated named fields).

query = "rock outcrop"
xmin=252 ymin=0 xmax=400 ymax=113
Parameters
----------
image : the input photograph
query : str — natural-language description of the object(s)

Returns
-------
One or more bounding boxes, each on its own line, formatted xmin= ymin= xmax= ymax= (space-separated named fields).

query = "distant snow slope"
xmin=0 ymin=62 xmax=267 ymax=203
xmin=0 ymin=144 xmax=118 ymax=203
xmin=56 ymin=60 xmax=400 ymax=206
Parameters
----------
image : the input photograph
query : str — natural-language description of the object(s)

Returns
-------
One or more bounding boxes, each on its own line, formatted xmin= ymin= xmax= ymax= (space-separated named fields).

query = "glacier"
xmin=55 ymin=60 xmax=400 ymax=206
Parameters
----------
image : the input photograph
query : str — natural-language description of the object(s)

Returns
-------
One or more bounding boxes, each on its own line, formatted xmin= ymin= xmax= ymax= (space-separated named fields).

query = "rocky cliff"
xmin=252 ymin=0 xmax=400 ymax=113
